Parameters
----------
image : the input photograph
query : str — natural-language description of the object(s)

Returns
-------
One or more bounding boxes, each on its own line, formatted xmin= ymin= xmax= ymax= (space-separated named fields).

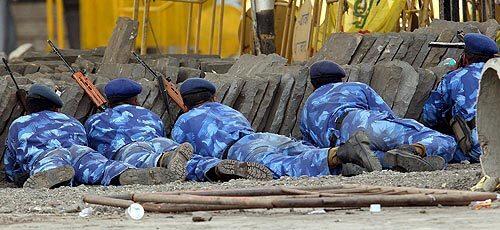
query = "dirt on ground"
xmin=1 ymin=163 xmax=497 ymax=229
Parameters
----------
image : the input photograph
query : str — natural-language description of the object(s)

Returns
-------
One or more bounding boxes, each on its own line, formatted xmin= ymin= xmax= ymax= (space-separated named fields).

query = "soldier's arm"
xmin=422 ymin=77 xmax=451 ymax=127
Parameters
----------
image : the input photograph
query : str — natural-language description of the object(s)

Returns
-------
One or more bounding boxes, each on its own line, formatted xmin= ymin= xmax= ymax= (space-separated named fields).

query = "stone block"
xmin=308 ymin=33 xmax=363 ymax=65
xmin=405 ymin=68 xmax=437 ymax=120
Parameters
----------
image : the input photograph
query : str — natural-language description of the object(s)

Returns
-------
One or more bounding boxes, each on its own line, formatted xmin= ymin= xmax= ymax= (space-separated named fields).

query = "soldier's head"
xmin=180 ymin=78 xmax=216 ymax=110
xmin=105 ymin=78 xmax=142 ymax=107
xmin=309 ymin=60 xmax=346 ymax=89
xmin=461 ymin=33 xmax=498 ymax=66
xmin=26 ymin=84 xmax=64 ymax=114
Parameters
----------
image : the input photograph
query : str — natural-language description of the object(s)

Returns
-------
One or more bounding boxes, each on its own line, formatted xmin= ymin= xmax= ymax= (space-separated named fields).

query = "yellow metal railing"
xmin=46 ymin=0 xmax=66 ymax=49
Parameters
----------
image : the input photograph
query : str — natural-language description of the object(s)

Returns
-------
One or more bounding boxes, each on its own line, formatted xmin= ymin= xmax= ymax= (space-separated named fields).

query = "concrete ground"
xmin=1 ymin=163 xmax=498 ymax=229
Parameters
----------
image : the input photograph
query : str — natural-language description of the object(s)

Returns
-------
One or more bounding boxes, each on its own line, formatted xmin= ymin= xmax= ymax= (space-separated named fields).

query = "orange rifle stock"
xmin=47 ymin=40 xmax=107 ymax=110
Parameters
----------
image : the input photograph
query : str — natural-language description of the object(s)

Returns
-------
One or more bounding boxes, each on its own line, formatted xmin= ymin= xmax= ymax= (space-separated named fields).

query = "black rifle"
xmin=2 ymin=58 xmax=28 ymax=112
xmin=132 ymin=52 xmax=188 ymax=128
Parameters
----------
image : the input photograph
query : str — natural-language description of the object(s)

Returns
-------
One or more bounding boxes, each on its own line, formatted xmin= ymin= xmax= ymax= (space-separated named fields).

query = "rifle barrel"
xmin=2 ymin=57 xmax=20 ymax=90
xmin=132 ymin=52 xmax=158 ymax=79
xmin=47 ymin=40 xmax=76 ymax=74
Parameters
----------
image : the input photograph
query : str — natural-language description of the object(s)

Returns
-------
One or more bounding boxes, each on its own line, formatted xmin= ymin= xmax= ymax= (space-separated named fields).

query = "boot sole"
xmin=425 ymin=155 xmax=446 ymax=170
xmin=119 ymin=167 xmax=177 ymax=185
xmin=384 ymin=150 xmax=434 ymax=172
xmin=166 ymin=143 xmax=194 ymax=181
xmin=217 ymin=160 xmax=273 ymax=180
xmin=347 ymin=132 xmax=383 ymax=172
xmin=23 ymin=166 xmax=74 ymax=189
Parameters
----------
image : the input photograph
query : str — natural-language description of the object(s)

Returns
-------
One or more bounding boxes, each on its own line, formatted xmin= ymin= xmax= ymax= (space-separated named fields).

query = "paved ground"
xmin=1 ymin=163 xmax=497 ymax=229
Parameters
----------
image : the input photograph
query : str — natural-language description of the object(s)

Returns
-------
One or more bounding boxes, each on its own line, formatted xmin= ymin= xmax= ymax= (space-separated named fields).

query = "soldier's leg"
xmin=68 ymin=145 xmax=177 ymax=185
xmin=23 ymin=148 xmax=75 ymax=189
xmin=339 ymin=110 xmax=441 ymax=171
xmin=115 ymin=139 xmax=192 ymax=181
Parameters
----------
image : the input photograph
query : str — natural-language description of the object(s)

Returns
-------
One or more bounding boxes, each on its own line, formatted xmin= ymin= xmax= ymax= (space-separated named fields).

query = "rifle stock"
xmin=47 ymin=40 xmax=107 ymax=110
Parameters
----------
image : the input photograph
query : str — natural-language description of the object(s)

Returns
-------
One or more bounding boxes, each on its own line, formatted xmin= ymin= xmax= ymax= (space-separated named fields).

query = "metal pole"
xmin=140 ymin=0 xmax=151 ymax=55
xmin=209 ymin=0 xmax=217 ymax=54
xmin=55 ymin=0 xmax=65 ymax=48
xmin=195 ymin=3 xmax=203 ymax=54
xmin=218 ymin=0 xmax=225 ymax=56
xmin=186 ymin=3 xmax=194 ymax=53
xmin=46 ymin=0 xmax=55 ymax=50
xmin=240 ymin=0 xmax=247 ymax=54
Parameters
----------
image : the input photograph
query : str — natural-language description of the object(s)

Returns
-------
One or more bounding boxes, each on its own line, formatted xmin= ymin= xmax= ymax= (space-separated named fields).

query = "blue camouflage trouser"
xmin=114 ymin=137 xmax=179 ymax=168
xmin=337 ymin=109 xmax=456 ymax=167
xmin=227 ymin=133 xmax=336 ymax=178
xmin=24 ymin=145 xmax=130 ymax=186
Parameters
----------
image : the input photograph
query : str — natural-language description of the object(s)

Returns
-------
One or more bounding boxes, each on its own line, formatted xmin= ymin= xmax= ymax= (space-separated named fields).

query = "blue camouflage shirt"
xmin=4 ymin=111 xmax=88 ymax=180
xmin=300 ymin=82 xmax=393 ymax=147
xmin=85 ymin=104 xmax=165 ymax=159
xmin=422 ymin=62 xmax=484 ymax=126
xmin=172 ymin=102 xmax=254 ymax=158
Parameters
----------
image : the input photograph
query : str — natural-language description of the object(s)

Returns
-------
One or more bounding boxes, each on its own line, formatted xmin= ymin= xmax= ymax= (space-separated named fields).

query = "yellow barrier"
xmin=79 ymin=0 xmax=243 ymax=58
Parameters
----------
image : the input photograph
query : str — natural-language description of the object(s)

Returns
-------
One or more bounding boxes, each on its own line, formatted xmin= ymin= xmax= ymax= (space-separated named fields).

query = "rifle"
xmin=428 ymin=31 xmax=466 ymax=49
xmin=47 ymin=40 xmax=107 ymax=110
xmin=2 ymin=58 xmax=28 ymax=112
xmin=132 ymin=52 xmax=188 ymax=113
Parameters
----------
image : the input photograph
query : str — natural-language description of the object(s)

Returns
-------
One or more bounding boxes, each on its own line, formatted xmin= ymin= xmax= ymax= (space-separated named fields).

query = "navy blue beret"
xmin=310 ymin=60 xmax=346 ymax=80
xmin=464 ymin=33 xmax=498 ymax=56
xmin=28 ymin=84 xmax=63 ymax=108
xmin=180 ymin=78 xmax=217 ymax=96
xmin=105 ymin=78 xmax=142 ymax=101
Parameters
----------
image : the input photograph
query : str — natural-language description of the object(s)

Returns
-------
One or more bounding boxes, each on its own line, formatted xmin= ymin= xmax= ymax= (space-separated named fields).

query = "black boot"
xmin=23 ymin=166 xmax=74 ymax=189
xmin=336 ymin=131 xmax=382 ymax=172
xmin=383 ymin=148 xmax=445 ymax=172
xmin=118 ymin=167 xmax=178 ymax=185
xmin=206 ymin=160 xmax=273 ymax=182
xmin=157 ymin=143 xmax=194 ymax=181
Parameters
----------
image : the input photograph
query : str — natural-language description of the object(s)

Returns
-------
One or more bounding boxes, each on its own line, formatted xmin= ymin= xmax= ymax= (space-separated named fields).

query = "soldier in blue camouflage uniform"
xmin=85 ymin=78 xmax=193 ymax=181
xmin=4 ymin=84 xmax=173 ymax=189
xmin=300 ymin=60 xmax=453 ymax=172
xmin=173 ymin=78 xmax=382 ymax=182
xmin=423 ymin=33 xmax=498 ymax=163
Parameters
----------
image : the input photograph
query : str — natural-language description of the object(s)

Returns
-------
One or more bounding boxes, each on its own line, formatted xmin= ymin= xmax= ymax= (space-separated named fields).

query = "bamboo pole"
xmin=185 ymin=3 xmax=194 ymax=53
xmin=250 ymin=0 xmax=262 ymax=55
xmin=55 ymin=0 xmax=65 ymax=48
xmin=195 ymin=3 xmax=203 ymax=54
xmin=284 ymin=0 xmax=296 ymax=59
xmin=218 ymin=0 xmax=225 ymax=56
xmin=322 ymin=2 xmax=330 ymax=44
xmin=335 ymin=0 xmax=344 ymax=32
xmin=312 ymin=0 xmax=323 ymax=53
xmin=209 ymin=0 xmax=218 ymax=54
xmin=280 ymin=0 xmax=292 ymax=57
xmin=140 ymin=0 xmax=151 ymax=55
xmin=133 ymin=0 xmax=140 ymax=20
xmin=239 ymin=0 xmax=247 ymax=54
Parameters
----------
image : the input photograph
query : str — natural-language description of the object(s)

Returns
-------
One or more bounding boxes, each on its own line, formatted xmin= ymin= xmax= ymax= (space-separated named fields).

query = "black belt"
xmin=329 ymin=111 xmax=351 ymax=146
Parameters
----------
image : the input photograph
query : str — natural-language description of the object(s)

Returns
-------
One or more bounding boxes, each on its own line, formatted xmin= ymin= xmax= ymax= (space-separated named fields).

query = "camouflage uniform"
xmin=85 ymin=104 xmax=179 ymax=168
xmin=422 ymin=63 xmax=484 ymax=162
xmin=4 ymin=111 xmax=130 ymax=186
xmin=172 ymin=102 xmax=333 ymax=181
xmin=300 ymin=82 xmax=456 ymax=166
